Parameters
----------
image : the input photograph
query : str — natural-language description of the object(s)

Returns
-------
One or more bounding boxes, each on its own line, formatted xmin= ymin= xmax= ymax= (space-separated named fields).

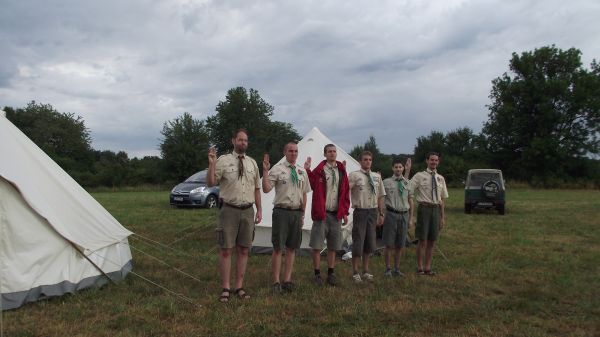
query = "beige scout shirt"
xmin=268 ymin=161 xmax=311 ymax=208
xmin=215 ymin=152 xmax=260 ymax=206
xmin=383 ymin=175 xmax=410 ymax=212
xmin=349 ymin=169 xmax=386 ymax=209
xmin=408 ymin=169 xmax=449 ymax=205
xmin=324 ymin=162 xmax=340 ymax=211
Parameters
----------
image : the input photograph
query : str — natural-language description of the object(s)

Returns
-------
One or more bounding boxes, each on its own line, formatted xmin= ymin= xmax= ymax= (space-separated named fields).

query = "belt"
xmin=419 ymin=202 xmax=440 ymax=208
xmin=326 ymin=210 xmax=338 ymax=214
xmin=273 ymin=206 xmax=303 ymax=212
xmin=224 ymin=202 xmax=253 ymax=210
xmin=386 ymin=206 xmax=408 ymax=214
xmin=353 ymin=208 xmax=377 ymax=211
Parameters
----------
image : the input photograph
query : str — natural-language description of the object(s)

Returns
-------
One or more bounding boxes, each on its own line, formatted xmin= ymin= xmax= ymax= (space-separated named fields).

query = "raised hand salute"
xmin=304 ymin=156 xmax=312 ymax=171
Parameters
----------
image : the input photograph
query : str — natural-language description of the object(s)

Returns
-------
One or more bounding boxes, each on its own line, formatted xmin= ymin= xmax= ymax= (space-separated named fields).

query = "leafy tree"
xmin=90 ymin=150 xmax=131 ymax=187
xmin=4 ymin=101 xmax=94 ymax=184
xmin=160 ymin=112 xmax=209 ymax=182
xmin=412 ymin=127 xmax=489 ymax=185
xmin=129 ymin=156 xmax=164 ymax=186
xmin=413 ymin=131 xmax=445 ymax=167
xmin=483 ymin=45 xmax=600 ymax=186
xmin=205 ymin=87 xmax=300 ymax=171
xmin=350 ymin=135 xmax=393 ymax=177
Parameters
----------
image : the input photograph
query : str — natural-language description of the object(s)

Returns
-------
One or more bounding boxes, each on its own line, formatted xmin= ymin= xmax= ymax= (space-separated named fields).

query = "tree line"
xmin=4 ymin=46 xmax=599 ymax=188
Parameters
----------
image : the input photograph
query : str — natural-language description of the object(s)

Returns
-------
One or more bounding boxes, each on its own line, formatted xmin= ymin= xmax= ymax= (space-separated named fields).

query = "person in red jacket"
xmin=303 ymin=144 xmax=350 ymax=286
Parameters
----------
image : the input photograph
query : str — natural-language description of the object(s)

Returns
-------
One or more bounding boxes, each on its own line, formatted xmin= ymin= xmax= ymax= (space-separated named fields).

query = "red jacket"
xmin=306 ymin=160 xmax=350 ymax=221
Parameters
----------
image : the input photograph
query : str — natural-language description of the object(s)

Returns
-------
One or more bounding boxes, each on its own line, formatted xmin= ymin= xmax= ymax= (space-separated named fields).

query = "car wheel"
xmin=205 ymin=194 xmax=218 ymax=209
xmin=464 ymin=203 xmax=472 ymax=214
xmin=497 ymin=204 xmax=505 ymax=215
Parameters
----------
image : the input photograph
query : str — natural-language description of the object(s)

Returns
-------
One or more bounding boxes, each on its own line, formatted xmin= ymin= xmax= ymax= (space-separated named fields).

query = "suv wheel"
xmin=497 ymin=204 xmax=505 ymax=215
xmin=205 ymin=194 xmax=218 ymax=209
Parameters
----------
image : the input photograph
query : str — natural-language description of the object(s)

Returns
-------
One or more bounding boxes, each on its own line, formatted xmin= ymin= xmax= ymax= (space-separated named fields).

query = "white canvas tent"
xmin=252 ymin=127 xmax=361 ymax=253
xmin=0 ymin=112 xmax=133 ymax=310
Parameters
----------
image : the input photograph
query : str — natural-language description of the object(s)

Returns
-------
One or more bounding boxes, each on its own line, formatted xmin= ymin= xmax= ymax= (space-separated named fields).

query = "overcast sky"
xmin=1 ymin=0 xmax=599 ymax=158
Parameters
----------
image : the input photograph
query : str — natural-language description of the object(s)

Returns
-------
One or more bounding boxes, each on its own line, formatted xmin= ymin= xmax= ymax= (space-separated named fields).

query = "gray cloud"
xmin=1 ymin=0 xmax=599 ymax=158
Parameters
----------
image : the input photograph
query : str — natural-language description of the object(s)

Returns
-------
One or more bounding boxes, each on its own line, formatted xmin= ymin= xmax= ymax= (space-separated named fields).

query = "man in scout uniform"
xmin=348 ymin=151 xmax=386 ymax=283
xmin=262 ymin=142 xmax=311 ymax=293
xmin=408 ymin=152 xmax=448 ymax=276
xmin=303 ymin=144 xmax=350 ymax=287
xmin=382 ymin=158 xmax=412 ymax=277
xmin=207 ymin=128 xmax=262 ymax=302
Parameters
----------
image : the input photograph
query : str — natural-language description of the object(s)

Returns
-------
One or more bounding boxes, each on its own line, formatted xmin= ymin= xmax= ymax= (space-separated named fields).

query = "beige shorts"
xmin=216 ymin=204 xmax=255 ymax=249
xmin=352 ymin=208 xmax=377 ymax=257
xmin=309 ymin=212 xmax=342 ymax=251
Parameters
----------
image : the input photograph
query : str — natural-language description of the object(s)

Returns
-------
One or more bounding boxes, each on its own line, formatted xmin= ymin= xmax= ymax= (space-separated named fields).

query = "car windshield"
xmin=185 ymin=171 xmax=207 ymax=183
xmin=469 ymin=172 xmax=501 ymax=187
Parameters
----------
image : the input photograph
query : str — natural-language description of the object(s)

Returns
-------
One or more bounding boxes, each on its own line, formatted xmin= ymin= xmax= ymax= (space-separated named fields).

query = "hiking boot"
xmin=352 ymin=273 xmax=362 ymax=283
xmin=392 ymin=270 xmax=404 ymax=277
xmin=272 ymin=282 xmax=282 ymax=294
xmin=362 ymin=272 xmax=374 ymax=282
xmin=314 ymin=274 xmax=324 ymax=287
xmin=384 ymin=269 xmax=393 ymax=277
xmin=326 ymin=274 xmax=338 ymax=286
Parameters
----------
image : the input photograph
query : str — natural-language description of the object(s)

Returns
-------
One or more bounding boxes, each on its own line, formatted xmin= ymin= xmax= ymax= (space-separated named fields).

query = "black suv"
xmin=464 ymin=169 xmax=506 ymax=215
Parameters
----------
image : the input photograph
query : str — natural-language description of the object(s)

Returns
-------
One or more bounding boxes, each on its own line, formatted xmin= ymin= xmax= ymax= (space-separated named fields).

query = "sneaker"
xmin=282 ymin=282 xmax=294 ymax=293
xmin=362 ymin=272 xmax=374 ymax=282
xmin=352 ymin=273 xmax=362 ymax=283
xmin=314 ymin=274 xmax=324 ymax=287
xmin=272 ymin=282 xmax=282 ymax=294
xmin=384 ymin=269 xmax=393 ymax=277
xmin=326 ymin=274 xmax=338 ymax=286
xmin=392 ymin=270 xmax=404 ymax=277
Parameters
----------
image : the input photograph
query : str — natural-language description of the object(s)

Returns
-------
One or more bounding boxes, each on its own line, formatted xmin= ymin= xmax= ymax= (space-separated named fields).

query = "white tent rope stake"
xmin=167 ymin=226 xmax=206 ymax=247
xmin=131 ymin=233 xmax=197 ymax=258
xmin=128 ymin=244 xmax=207 ymax=286
xmin=88 ymin=249 xmax=201 ymax=308
xmin=128 ymin=271 xmax=200 ymax=307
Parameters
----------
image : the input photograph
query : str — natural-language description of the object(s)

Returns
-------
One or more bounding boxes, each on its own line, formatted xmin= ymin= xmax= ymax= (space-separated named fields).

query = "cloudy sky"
xmin=1 ymin=0 xmax=599 ymax=158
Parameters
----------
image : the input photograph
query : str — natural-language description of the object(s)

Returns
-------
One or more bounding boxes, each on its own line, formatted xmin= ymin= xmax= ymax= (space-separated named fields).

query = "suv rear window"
xmin=468 ymin=173 xmax=501 ymax=187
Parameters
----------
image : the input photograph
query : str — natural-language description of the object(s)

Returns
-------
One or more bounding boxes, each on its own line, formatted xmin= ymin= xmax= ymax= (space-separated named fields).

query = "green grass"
xmin=3 ymin=189 xmax=600 ymax=336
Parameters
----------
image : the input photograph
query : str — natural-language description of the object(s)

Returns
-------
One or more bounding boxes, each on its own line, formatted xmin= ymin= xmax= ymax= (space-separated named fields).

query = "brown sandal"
xmin=234 ymin=288 xmax=250 ymax=300
xmin=219 ymin=288 xmax=230 ymax=303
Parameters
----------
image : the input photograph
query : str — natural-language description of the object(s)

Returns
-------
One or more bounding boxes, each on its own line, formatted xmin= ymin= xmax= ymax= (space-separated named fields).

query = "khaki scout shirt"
xmin=408 ymin=169 xmax=449 ymax=205
xmin=349 ymin=169 xmax=386 ymax=209
xmin=383 ymin=175 xmax=410 ymax=212
xmin=268 ymin=161 xmax=311 ymax=208
xmin=324 ymin=162 xmax=340 ymax=211
xmin=215 ymin=152 xmax=260 ymax=206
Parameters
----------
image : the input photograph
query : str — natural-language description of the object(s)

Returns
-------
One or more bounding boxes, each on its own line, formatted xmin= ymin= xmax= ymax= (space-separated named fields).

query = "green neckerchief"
xmin=289 ymin=164 xmax=299 ymax=186
xmin=363 ymin=170 xmax=376 ymax=195
xmin=328 ymin=165 xmax=337 ymax=188
xmin=395 ymin=176 xmax=405 ymax=195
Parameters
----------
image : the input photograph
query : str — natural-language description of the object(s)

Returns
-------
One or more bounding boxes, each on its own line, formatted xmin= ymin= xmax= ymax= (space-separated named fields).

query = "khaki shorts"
xmin=309 ymin=212 xmax=342 ymax=251
xmin=351 ymin=208 xmax=377 ymax=257
xmin=415 ymin=204 xmax=440 ymax=241
xmin=216 ymin=204 xmax=255 ymax=249
xmin=271 ymin=208 xmax=303 ymax=250
xmin=382 ymin=211 xmax=408 ymax=248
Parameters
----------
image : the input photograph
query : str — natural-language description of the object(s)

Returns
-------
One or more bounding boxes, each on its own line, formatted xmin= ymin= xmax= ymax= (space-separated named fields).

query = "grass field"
xmin=2 ymin=189 xmax=600 ymax=337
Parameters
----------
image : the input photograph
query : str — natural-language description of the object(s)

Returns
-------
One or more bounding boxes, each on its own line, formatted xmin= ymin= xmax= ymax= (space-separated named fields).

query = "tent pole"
xmin=69 ymin=242 xmax=116 ymax=285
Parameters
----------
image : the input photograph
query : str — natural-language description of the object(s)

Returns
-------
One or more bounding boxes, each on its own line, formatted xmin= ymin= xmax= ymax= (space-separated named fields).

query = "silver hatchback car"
xmin=170 ymin=170 xmax=219 ymax=208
